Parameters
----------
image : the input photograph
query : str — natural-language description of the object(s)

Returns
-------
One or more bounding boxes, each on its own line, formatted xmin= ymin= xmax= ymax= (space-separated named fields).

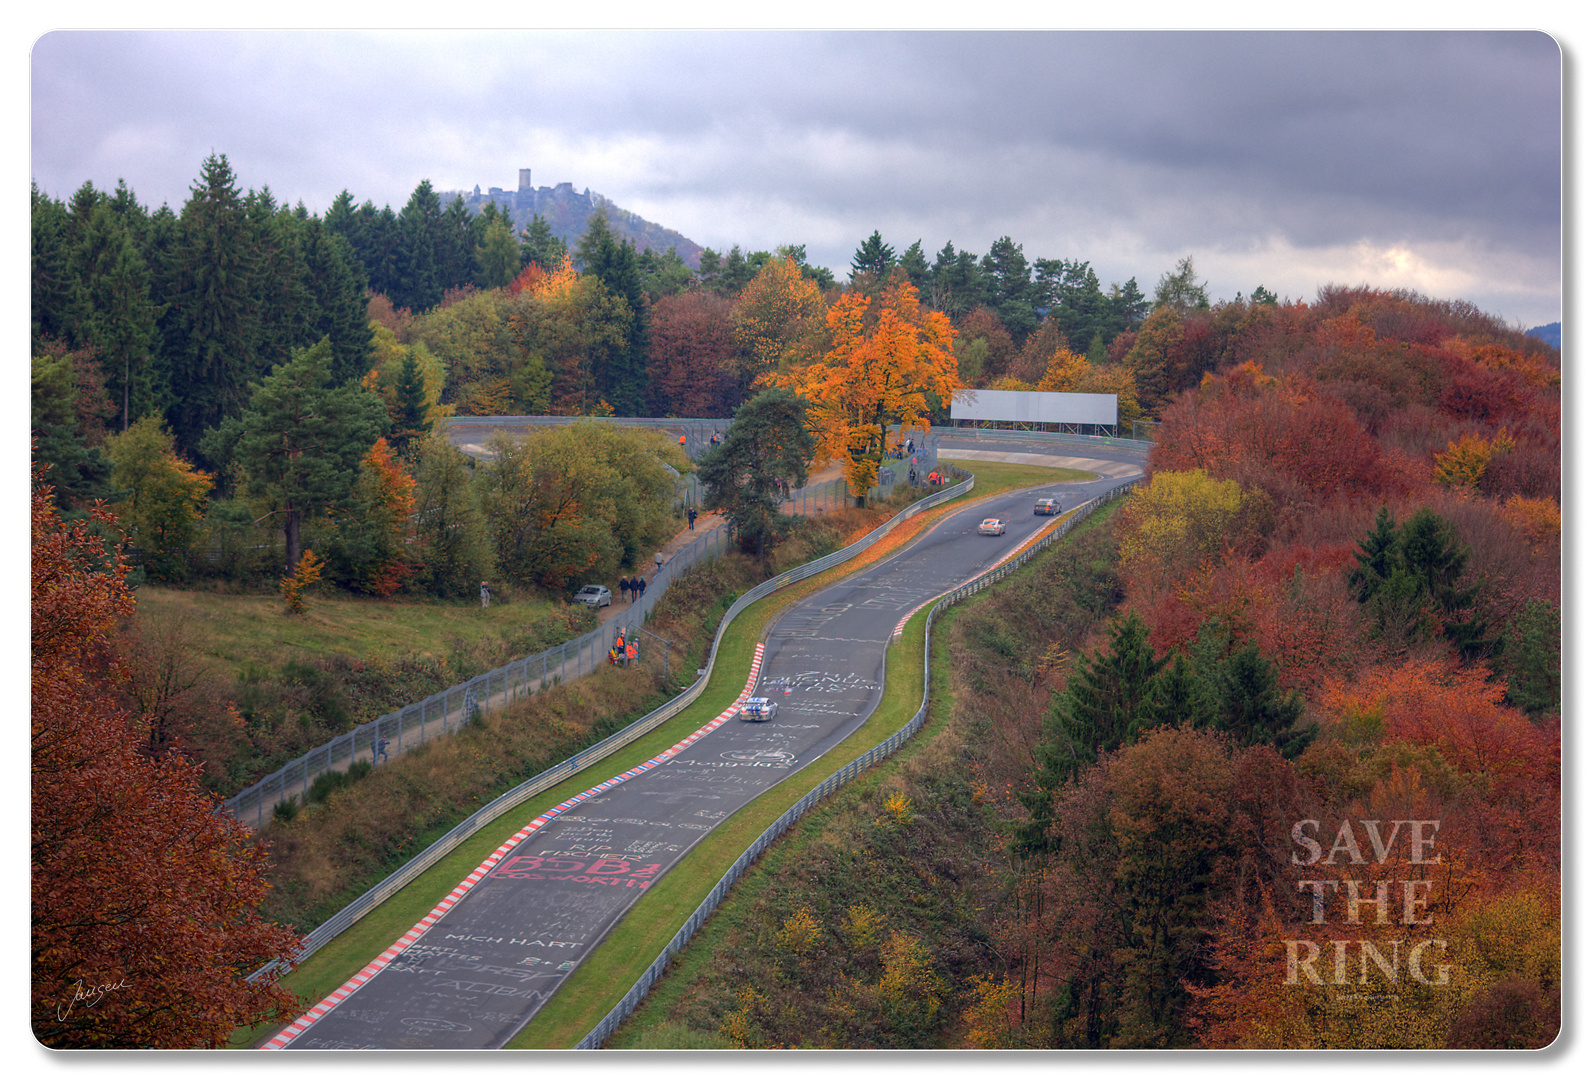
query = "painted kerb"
xmin=575 ymin=476 xmax=1143 ymax=1049
xmin=225 ymin=458 xmax=923 ymax=830
xmin=247 ymin=470 xmax=976 ymax=984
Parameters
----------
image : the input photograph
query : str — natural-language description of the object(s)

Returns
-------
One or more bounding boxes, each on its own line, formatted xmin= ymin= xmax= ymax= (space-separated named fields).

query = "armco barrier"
xmin=931 ymin=424 xmax=1154 ymax=453
xmin=575 ymin=476 xmax=1143 ymax=1049
xmin=248 ymin=468 xmax=976 ymax=985
xmin=226 ymin=453 xmax=927 ymax=829
xmin=223 ymin=522 xmax=730 ymax=829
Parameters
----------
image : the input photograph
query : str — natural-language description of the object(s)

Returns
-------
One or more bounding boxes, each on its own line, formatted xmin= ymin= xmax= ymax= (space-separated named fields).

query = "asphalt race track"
xmin=272 ymin=453 xmax=1141 ymax=1049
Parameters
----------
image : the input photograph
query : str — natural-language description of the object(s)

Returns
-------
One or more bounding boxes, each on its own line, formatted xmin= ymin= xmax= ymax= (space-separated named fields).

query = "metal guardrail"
xmin=226 ymin=441 xmax=946 ymax=827
xmin=247 ymin=468 xmax=976 ymax=985
xmin=575 ymin=475 xmax=1144 ymax=1049
xmin=222 ymin=522 xmax=731 ymax=828
xmin=931 ymin=424 xmax=1154 ymax=452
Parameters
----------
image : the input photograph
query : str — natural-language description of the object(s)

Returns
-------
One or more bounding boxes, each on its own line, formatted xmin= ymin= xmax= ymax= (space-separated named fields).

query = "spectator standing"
xmin=654 ymin=551 xmax=663 ymax=575
xmin=687 ymin=506 xmax=698 ymax=530
xmin=480 ymin=581 xmax=491 ymax=608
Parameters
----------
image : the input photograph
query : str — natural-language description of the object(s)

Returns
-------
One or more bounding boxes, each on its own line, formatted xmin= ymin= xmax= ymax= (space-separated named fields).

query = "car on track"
xmin=739 ymin=697 xmax=778 ymax=722
xmin=978 ymin=518 xmax=1008 ymax=536
xmin=574 ymin=584 xmax=612 ymax=608
xmin=1034 ymin=498 xmax=1061 ymax=515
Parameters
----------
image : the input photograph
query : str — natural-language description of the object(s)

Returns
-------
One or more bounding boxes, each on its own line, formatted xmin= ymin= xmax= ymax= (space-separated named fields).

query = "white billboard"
xmin=950 ymin=389 xmax=1118 ymax=426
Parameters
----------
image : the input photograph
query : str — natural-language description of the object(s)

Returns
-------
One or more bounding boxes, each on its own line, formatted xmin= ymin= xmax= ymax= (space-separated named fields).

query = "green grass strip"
xmin=243 ymin=458 xmax=1093 ymax=1048
xmin=509 ymin=599 xmax=937 ymax=1048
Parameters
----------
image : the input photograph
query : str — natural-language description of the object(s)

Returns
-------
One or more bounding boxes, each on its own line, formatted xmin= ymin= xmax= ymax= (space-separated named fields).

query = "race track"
xmin=271 ymin=452 xmax=1140 ymax=1049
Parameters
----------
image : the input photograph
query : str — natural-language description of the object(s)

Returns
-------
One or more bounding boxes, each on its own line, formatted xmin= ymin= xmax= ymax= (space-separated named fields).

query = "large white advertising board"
xmin=950 ymin=389 xmax=1118 ymax=426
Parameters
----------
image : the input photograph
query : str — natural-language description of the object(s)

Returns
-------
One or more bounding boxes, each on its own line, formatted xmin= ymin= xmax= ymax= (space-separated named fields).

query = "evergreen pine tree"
xmin=223 ymin=337 xmax=387 ymax=575
xmin=1017 ymin=613 xmax=1168 ymax=858
xmin=389 ymin=351 xmax=433 ymax=456
xmin=1501 ymin=599 xmax=1561 ymax=717
xmin=1210 ymin=641 xmax=1313 ymax=756
xmin=166 ymin=153 xmax=262 ymax=456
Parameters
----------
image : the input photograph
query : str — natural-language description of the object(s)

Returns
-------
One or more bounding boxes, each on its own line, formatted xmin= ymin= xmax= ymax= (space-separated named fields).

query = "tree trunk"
xmin=284 ymin=507 xmax=302 ymax=577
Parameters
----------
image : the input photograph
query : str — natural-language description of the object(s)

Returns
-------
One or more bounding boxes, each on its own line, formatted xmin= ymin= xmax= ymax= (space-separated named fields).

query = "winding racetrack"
xmin=270 ymin=440 xmax=1143 ymax=1049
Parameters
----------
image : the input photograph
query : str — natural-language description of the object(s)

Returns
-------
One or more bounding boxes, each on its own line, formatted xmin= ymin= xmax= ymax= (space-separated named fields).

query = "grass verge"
xmin=508 ymin=599 xmax=939 ymax=1048
xmin=241 ymin=460 xmax=1095 ymax=1048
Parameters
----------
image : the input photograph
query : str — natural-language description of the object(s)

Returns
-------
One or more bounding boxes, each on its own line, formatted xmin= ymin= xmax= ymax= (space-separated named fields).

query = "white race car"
xmin=978 ymin=518 xmax=1008 ymax=536
xmin=739 ymin=697 xmax=778 ymax=722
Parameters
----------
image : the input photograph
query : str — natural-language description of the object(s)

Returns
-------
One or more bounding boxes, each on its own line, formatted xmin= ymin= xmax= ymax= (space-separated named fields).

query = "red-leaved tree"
xmin=32 ymin=461 xmax=301 ymax=1047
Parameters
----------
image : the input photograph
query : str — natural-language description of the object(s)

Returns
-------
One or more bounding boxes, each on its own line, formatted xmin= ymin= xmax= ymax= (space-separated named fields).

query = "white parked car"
xmin=739 ymin=697 xmax=778 ymax=722
xmin=574 ymin=584 xmax=612 ymax=608
xmin=978 ymin=518 xmax=1008 ymax=536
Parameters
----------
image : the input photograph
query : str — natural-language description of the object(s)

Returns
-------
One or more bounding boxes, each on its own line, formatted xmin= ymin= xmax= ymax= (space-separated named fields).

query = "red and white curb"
xmin=264 ymin=645 xmax=765 ymax=1049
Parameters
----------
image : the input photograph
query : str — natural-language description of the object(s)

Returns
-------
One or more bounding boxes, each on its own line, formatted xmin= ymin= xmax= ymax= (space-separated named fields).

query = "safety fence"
xmin=218 ymin=430 xmax=955 ymax=828
xmin=930 ymin=424 xmax=1154 ymax=452
xmin=247 ymin=466 xmax=975 ymax=984
xmin=575 ymin=474 xmax=1143 ymax=1049
xmin=223 ymin=444 xmax=951 ymax=828
xmin=222 ymin=521 xmax=728 ymax=829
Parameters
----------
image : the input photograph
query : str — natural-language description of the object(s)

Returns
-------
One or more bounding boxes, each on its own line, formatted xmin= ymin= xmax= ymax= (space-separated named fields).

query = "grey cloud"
xmin=29 ymin=28 xmax=1561 ymax=327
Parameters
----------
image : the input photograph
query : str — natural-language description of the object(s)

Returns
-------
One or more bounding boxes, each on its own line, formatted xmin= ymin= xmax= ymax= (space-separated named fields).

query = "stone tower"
xmin=518 ymin=168 xmax=531 ymax=191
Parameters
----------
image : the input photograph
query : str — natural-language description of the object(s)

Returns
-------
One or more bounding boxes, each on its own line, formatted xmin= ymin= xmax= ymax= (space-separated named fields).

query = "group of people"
xmin=888 ymin=437 xmax=917 ymax=461
xmin=619 ymin=574 xmax=647 ymax=602
xmin=609 ymin=631 xmax=640 ymax=666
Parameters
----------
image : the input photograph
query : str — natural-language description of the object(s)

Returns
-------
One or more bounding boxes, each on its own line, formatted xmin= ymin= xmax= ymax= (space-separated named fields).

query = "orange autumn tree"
xmin=32 ymin=460 xmax=301 ymax=1046
xmin=509 ymin=249 xmax=578 ymax=299
xmin=778 ymin=276 xmax=959 ymax=504
xmin=352 ymin=436 xmax=419 ymax=598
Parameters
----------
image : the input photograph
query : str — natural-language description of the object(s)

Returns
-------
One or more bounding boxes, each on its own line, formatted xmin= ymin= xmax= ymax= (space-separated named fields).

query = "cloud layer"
xmin=30 ymin=29 xmax=1563 ymax=327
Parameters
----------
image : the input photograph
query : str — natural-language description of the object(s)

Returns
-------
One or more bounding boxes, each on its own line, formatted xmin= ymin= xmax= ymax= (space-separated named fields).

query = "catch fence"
xmin=247 ymin=464 xmax=977 ymax=984
xmin=224 ymin=439 xmax=942 ymax=829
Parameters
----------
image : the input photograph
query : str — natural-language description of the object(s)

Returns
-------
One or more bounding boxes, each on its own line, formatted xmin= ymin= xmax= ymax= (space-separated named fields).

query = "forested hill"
xmin=440 ymin=178 xmax=705 ymax=269
xmin=1527 ymin=322 xmax=1560 ymax=350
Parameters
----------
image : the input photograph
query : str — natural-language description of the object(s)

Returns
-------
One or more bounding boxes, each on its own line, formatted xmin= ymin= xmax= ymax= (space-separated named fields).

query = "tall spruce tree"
xmin=218 ymin=337 xmax=387 ymax=575
xmin=75 ymin=203 xmax=166 ymax=431
xmin=166 ymin=153 xmax=261 ymax=457
xmin=393 ymin=180 xmax=443 ymax=313
xmin=1349 ymin=506 xmax=1499 ymax=662
xmin=298 ymin=216 xmax=373 ymax=385
xmin=849 ymin=230 xmax=896 ymax=288
xmin=1016 ymin=613 xmax=1167 ymax=857
xmin=575 ymin=209 xmax=649 ymax=414
xmin=1209 ymin=641 xmax=1312 ymax=756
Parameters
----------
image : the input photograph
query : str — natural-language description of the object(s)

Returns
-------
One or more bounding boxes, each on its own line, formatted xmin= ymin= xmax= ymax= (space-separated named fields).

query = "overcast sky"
xmin=28 ymin=26 xmax=1565 ymax=329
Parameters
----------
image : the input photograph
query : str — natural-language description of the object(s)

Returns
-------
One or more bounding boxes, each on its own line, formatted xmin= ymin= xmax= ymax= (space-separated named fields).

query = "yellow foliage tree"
xmin=1036 ymin=347 xmax=1090 ymax=392
xmin=1500 ymin=494 xmax=1560 ymax=552
xmin=280 ymin=549 xmax=325 ymax=615
xmin=986 ymin=375 xmax=1034 ymax=392
xmin=731 ymin=255 xmax=827 ymax=392
xmin=362 ymin=322 xmax=452 ymax=430
xmin=1117 ymin=468 xmax=1246 ymax=582
xmin=961 ymin=974 xmax=1022 ymax=1049
xmin=1074 ymin=362 xmax=1144 ymax=423
xmin=103 ymin=417 xmax=212 ymax=580
xmin=512 ymin=250 xmax=578 ymax=301
xmin=777 ymin=279 xmax=959 ymax=503
xmin=1432 ymin=429 xmax=1514 ymax=491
